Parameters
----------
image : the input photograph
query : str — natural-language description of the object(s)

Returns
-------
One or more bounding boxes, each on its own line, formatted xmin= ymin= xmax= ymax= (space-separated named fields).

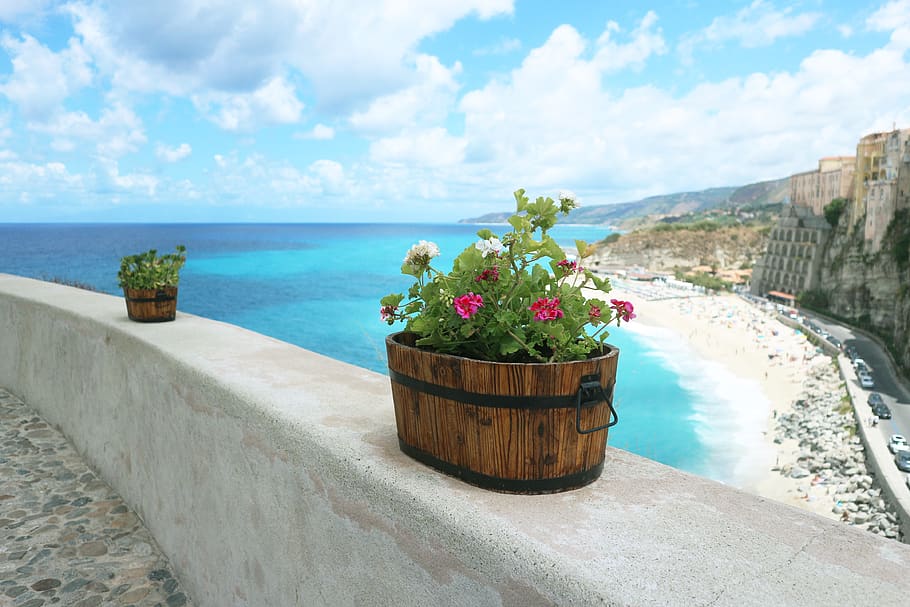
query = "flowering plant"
xmin=380 ymin=188 xmax=634 ymax=363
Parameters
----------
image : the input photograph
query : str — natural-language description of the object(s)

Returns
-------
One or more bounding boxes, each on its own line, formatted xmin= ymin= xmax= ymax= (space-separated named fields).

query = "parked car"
xmin=874 ymin=403 xmax=892 ymax=419
xmin=859 ymin=372 xmax=875 ymax=389
xmin=845 ymin=346 xmax=858 ymax=360
xmin=889 ymin=435 xmax=909 ymax=453
xmin=868 ymin=392 xmax=885 ymax=407
xmin=827 ymin=336 xmax=842 ymax=349
xmin=895 ymin=450 xmax=910 ymax=472
xmin=853 ymin=358 xmax=867 ymax=371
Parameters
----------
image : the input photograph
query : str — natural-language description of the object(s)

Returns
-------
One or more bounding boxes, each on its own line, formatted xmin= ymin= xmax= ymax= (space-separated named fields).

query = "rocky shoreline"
xmin=772 ymin=360 xmax=902 ymax=540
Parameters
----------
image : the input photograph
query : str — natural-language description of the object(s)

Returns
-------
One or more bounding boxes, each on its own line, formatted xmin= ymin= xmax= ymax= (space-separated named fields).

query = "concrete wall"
xmin=2 ymin=274 xmax=910 ymax=606
xmin=777 ymin=310 xmax=910 ymax=537
xmin=840 ymin=355 xmax=910 ymax=539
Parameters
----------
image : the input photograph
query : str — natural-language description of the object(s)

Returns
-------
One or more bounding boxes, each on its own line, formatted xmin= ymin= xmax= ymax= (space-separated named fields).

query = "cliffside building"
xmin=754 ymin=126 xmax=910 ymax=300
xmin=853 ymin=128 xmax=910 ymax=251
xmin=749 ymin=204 xmax=831 ymax=298
xmin=790 ymin=156 xmax=855 ymax=217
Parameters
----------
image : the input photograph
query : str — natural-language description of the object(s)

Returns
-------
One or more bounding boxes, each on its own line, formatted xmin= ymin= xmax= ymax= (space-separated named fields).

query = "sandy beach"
xmin=598 ymin=277 xmax=842 ymax=521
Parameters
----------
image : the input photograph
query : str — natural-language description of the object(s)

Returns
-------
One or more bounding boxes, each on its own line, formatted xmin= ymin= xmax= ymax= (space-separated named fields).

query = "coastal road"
xmin=801 ymin=310 xmax=910 ymax=457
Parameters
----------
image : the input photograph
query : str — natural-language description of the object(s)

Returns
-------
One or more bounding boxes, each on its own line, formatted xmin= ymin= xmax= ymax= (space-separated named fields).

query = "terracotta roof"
xmin=767 ymin=290 xmax=796 ymax=300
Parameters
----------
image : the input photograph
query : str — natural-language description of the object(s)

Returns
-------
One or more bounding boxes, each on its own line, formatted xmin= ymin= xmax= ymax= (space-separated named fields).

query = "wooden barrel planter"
xmin=385 ymin=331 xmax=619 ymax=493
xmin=123 ymin=287 xmax=178 ymax=322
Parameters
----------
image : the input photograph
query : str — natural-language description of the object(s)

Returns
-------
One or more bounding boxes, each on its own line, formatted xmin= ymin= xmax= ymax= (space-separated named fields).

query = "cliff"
xmin=819 ymin=208 xmax=910 ymax=374
xmin=589 ymin=225 xmax=768 ymax=273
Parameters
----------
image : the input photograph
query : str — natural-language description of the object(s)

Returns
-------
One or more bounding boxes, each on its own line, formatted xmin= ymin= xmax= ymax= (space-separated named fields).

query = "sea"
xmin=0 ymin=222 xmax=771 ymax=487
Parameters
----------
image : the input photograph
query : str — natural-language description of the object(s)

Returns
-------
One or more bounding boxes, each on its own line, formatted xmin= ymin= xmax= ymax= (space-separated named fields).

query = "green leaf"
xmin=539 ymin=237 xmax=565 ymax=261
xmin=591 ymin=274 xmax=612 ymax=294
xmin=577 ymin=239 xmax=598 ymax=258
xmin=498 ymin=335 xmax=522 ymax=356
xmin=402 ymin=261 xmax=430 ymax=277
xmin=508 ymin=214 xmax=529 ymax=233
xmin=513 ymin=188 xmax=528 ymax=212
xmin=117 ymin=245 xmax=186 ymax=289
xmin=380 ymin=293 xmax=404 ymax=306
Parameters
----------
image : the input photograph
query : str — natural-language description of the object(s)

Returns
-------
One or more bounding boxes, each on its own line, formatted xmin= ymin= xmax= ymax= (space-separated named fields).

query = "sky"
xmin=1 ymin=0 xmax=910 ymax=223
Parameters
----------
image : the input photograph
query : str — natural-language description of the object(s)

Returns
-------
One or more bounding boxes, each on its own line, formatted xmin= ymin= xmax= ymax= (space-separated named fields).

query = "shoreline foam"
xmin=599 ymin=277 xmax=840 ymax=520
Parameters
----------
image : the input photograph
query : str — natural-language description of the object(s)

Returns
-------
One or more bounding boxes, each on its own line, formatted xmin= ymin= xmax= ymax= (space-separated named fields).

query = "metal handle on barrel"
xmin=575 ymin=374 xmax=618 ymax=435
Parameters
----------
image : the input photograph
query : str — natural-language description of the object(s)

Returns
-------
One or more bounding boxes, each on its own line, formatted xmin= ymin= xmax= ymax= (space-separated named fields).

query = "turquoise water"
xmin=0 ymin=223 xmax=708 ymax=478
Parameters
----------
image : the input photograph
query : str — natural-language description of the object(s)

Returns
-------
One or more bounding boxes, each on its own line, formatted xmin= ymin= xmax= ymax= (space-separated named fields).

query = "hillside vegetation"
xmin=589 ymin=223 xmax=769 ymax=275
xmin=463 ymin=177 xmax=789 ymax=228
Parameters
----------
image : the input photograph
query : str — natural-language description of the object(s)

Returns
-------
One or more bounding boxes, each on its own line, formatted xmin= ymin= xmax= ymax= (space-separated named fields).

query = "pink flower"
xmin=557 ymin=259 xmax=582 ymax=273
xmin=588 ymin=305 xmax=601 ymax=320
xmin=610 ymin=299 xmax=636 ymax=322
xmin=380 ymin=305 xmax=397 ymax=321
xmin=529 ymin=297 xmax=564 ymax=322
xmin=453 ymin=293 xmax=484 ymax=319
xmin=475 ymin=267 xmax=500 ymax=282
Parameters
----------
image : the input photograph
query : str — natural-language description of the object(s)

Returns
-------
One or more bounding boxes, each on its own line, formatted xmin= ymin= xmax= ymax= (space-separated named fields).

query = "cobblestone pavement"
xmin=0 ymin=388 xmax=193 ymax=607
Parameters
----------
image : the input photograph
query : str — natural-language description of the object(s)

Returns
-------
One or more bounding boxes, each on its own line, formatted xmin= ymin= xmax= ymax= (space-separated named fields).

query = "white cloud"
xmin=349 ymin=54 xmax=461 ymax=134
xmin=370 ymin=127 xmax=466 ymax=168
xmin=156 ymin=143 xmax=192 ymax=163
xmin=447 ymin=16 xmax=910 ymax=203
xmin=286 ymin=0 xmax=513 ymax=109
xmin=867 ymin=0 xmax=910 ymax=29
xmin=192 ymin=76 xmax=304 ymax=131
xmin=679 ymin=1 xmax=821 ymax=63
xmin=594 ymin=11 xmax=667 ymax=73
xmin=0 ymin=159 xmax=84 ymax=201
xmin=208 ymin=152 xmax=350 ymax=202
xmin=295 ymin=124 xmax=335 ymax=140
xmin=29 ymin=103 xmax=147 ymax=159
xmin=0 ymin=33 xmax=93 ymax=120
xmin=0 ymin=0 xmax=52 ymax=24
xmin=308 ymin=159 xmax=345 ymax=193
xmin=100 ymin=160 xmax=158 ymax=196
xmin=4 ymin=2 xmax=910 ymax=220
xmin=0 ymin=114 xmax=11 ymax=144
xmin=63 ymin=0 xmax=512 ymax=112
xmin=473 ymin=37 xmax=521 ymax=56
xmin=65 ymin=3 xmax=192 ymax=97
xmin=867 ymin=0 xmax=910 ymax=51
xmin=51 ymin=139 xmax=75 ymax=152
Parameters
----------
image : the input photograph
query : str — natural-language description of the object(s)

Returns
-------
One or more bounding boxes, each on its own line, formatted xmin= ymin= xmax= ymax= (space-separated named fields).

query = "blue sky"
xmin=1 ymin=0 xmax=909 ymax=222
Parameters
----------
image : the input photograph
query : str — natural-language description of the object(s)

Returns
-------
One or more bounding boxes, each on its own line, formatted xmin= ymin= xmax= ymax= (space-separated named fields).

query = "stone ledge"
xmin=2 ymin=273 xmax=909 ymax=607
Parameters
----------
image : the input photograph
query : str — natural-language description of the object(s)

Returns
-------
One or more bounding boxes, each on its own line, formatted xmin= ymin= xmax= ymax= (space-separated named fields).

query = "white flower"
xmin=558 ymin=190 xmax=576 ymax=204
xmin=475 ymin=237 xmax=503 ymax=258
xmin=404 ymin=240 xmax=440 ymax=265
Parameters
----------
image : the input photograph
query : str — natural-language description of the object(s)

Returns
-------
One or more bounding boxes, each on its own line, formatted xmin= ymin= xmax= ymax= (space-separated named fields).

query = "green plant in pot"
xmin=379 ymin=189 xmax=634 ymax=493
xmin=118 ymin=246 xmax=187 ymax=322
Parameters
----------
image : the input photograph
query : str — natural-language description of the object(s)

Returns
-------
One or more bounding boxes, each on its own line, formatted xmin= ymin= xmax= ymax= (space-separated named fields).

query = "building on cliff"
xmin=749 ymin=204 xmax=831 ymax=298
xmin=753 ymin=126 xmax=910 ymax=300
xmin=790 ymin=156 xmax=855 ymax=217
xmin=853 ymin=128 xmax=910 ymax=252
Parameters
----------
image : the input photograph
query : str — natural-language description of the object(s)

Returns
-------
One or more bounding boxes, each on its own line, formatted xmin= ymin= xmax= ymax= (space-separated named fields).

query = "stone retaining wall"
xmin=840 ymin=355 xmax=910 ymax=539
xmin=776 ymin=312 xmax=910 ymax=539
xmin=2 ymin=274 xmax=910 ymax=606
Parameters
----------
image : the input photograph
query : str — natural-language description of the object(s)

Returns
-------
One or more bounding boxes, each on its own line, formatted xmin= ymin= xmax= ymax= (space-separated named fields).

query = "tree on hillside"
xmin=824 ymin=198 xmax=847 ymax=227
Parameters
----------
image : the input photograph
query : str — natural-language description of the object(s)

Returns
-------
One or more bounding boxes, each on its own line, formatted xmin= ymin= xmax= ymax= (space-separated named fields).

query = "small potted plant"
xmin=380 ymin=189 xmax=634 ymax=493
xmin=117 ymin=245 xmax=187 ymax=322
